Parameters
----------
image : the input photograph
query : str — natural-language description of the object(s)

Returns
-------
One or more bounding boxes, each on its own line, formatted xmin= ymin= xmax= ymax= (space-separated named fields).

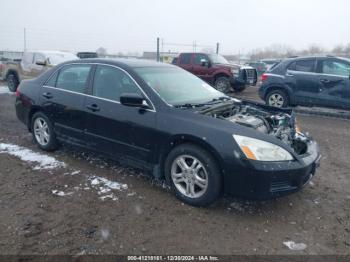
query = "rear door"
xmin=316 ymin=58 xmax=350 ymax=109
xmin=41 ymin=64 xmax=92 ymax=146
xmin=84 ymin=64 xmax=157 ymax=166
xmin=285 ymin=59 xmax=321 ymax=106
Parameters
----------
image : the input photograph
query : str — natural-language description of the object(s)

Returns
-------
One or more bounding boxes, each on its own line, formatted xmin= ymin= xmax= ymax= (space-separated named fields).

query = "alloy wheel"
xmin=34 ymin=117 xmax=50 ymax=146
xmin=215 ymin=80 xmax=229 ymax=92
xmin=171 ymin=155 xmax=208 ymax=198
xmin=268 ymin=93 xmax=284 ymax=107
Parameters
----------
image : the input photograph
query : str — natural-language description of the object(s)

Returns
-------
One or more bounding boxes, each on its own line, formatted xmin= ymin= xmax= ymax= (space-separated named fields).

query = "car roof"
xmin=284 ymin=55 xmax=349 ymax=62
xmin=64 ymin=58 xmax=175 ymax=68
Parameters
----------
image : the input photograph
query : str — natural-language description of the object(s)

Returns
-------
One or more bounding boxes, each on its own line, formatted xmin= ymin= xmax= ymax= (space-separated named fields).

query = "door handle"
xmin=286 ymin=73 xmax=294 ymax=77
xmin=320 ymin=79 xmax=330 ymax=84
xmin=42 ymin=92 xmax=53 ymax=99
xmin=86 ymin=104 xmax=100 ymax=112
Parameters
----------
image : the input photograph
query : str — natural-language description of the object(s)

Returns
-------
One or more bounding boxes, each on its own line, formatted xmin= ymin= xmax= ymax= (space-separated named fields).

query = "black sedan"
xmin=15 ymin=58 xmax=321 ymax=206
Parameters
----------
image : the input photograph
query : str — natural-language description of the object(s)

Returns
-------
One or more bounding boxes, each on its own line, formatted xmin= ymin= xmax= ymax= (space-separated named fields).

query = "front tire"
xmin=7 ymin=74 xmax=19 ymax=92
xmin=31 ymin=112 xmax=58 ymax=151
xmin=265 ymin=89 xmax=289 ymax=108
xmin=214 ymin=76 xmax=232 ymax=93
xmin=165 ymin=144 xmax=222 ymax=207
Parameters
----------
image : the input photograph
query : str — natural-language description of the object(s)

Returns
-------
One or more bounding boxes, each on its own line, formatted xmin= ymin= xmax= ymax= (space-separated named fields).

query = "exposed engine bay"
xmin=200 ymin=101 xmax=309 ymax=155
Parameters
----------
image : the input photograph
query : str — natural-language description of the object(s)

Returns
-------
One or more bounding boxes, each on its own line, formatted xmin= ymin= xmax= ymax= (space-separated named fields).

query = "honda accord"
xmin=15 ymin=59 xmax=321 ymax=206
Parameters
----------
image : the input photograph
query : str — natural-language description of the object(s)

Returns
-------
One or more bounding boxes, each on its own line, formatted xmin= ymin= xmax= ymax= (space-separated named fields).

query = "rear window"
xmin=288 ymin=60 xmax=315 ymax=72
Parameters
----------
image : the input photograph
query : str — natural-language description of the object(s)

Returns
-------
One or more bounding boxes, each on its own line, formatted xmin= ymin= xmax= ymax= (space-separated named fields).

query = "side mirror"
xmin=200 ymin=59 xmax=209 ymax=67
xmin=35 ymin=60 xmax=47 ymax=66
xmin=120 ymin=93 xmax=150 ymax=109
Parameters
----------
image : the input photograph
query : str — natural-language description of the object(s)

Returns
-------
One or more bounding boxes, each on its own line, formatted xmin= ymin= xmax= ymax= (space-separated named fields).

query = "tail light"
xmin=15 ymin=89 xmax=20 ymax=97
xmin=261 ymin=73 xmax=268 ymax=82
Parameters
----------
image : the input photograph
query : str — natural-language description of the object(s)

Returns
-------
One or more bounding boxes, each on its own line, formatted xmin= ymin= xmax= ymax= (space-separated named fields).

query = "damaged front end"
xmin=200 ymin=100 xmax=309 ymax=156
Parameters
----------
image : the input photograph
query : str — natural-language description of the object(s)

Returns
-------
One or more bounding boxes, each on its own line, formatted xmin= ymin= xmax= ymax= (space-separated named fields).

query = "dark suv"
xmin=259 ymin=56 xmax=350 ymax=109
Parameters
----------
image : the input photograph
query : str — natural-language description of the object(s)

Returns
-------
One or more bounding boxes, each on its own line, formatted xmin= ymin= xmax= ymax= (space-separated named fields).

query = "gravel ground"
xmin=0 ymin=85 xmax=349 ymax=256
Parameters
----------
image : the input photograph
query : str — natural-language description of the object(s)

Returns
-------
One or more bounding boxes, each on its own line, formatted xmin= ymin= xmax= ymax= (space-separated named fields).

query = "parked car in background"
xmin=15 ymin=58 xmax=320 ymax=206
xmin=247 ymin=61 xmax=267 ymax=76
xmin=3 ymin=50 xmax=78 ymax=92
xmin=173 ymin=53 xmax=257 ymax=93
xmin=0 ymin=60 xmax=5 ymax=81
xmin=77 ymin=52 xmax=98 ymax=59
xmin=259 ymin=56 xmax=350 ymax=109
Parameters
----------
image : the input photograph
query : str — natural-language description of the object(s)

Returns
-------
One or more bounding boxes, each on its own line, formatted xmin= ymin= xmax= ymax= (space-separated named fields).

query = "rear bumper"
xmin=223 ymin=141 xmax=321 ymax=200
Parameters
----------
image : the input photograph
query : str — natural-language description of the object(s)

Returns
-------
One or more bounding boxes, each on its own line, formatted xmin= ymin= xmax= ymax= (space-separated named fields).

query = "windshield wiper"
xmin=174 ymin=103 xmax=208 ymax=108
xmin=209 ymin=96 xmax=231 ymax=102
xmin=174 ymin=97 xmax=232 ymax=109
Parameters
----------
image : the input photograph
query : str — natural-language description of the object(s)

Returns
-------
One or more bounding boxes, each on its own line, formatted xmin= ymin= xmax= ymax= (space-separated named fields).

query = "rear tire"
xmin=7 ymin=74 xmax=19 ymax=92
xmin=164 ymin=144 xmax=222 ymax=207
xmin=214 ymin=76 xmax=232 ymax=93
xmin=31 ymin=112 xmax=58 ymax=152
xmin=265 ymin=89 xmax=289 ymax=108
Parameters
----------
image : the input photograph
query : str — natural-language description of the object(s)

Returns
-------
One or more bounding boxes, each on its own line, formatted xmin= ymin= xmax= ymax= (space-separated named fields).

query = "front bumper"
xmin=223 ymin=140 xmax=321 ymax=200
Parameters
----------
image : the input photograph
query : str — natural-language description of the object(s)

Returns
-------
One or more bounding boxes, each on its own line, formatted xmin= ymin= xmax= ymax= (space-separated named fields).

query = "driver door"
xmin=84 ymin=64 xmax=157 ymax=166
xmin=192 ymin=53 xmax=211 ymax=83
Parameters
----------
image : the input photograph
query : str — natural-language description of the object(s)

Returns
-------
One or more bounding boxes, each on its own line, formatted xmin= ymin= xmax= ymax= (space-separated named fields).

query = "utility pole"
xmin=216 ymin=42 xmax=220 ymax=54
xmin=24 ymin=28 xmax=27 ymax=51
xmin=156 ymin=37 xmax=160 ymax=62
xmin=193 ymin=41 xmax=197 ymax=52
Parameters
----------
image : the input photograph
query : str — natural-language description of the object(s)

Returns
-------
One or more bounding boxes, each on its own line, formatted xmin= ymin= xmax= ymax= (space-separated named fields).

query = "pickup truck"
xmin=172 ymin=53 xmax=257 ymax=93
xmin=2 ymin=50 xmax=78 ymax=92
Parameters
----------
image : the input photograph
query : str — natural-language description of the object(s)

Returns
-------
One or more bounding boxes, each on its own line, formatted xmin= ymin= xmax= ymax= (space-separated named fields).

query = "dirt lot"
xmin=0 ymin=85 xmax=349 ymax=256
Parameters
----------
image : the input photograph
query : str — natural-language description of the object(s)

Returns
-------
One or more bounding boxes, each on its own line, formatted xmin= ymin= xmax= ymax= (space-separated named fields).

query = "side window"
xmin=287 ymin=62 xmax=296 ymax=71
xmin=34 ymin=53 xmax=46 ymax=63
xmin=45 ymin=70 xmax=59 ymax=86
xmin=92 ymin=65 xmax=142 ymax=102
xmin=294 ymin=60 xmax=315 ymax=72
xmin=56 ymin=65 xmax=91 ymax=93
xmin=322 ymin=60 xmax=350 ymax=77
xmin=194 ymin=54 xmax=209 ymax=65
xmin=179 ymin=54 xmax=192 ymax=65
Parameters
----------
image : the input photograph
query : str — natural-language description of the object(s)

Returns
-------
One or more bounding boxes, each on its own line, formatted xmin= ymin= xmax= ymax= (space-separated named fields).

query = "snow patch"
xmin=0 ymin=143 xmax=66 ymax=170
xmin=52 ymin=190 xmax=74 ymax=196
xmin=89 ymin=175 xmax=127 ymax=201
xmin=0 ymin=86 xmax=13 ymax=95
xmin=90 ymin=176 xmax=128 ymax=191
xmin=283 ymin=241 xmax=307 ymax=251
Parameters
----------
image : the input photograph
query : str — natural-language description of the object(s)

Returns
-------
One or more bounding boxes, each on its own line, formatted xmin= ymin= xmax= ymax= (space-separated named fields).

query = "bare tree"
xmin=96 ymin=47 xmax=107 ymax=57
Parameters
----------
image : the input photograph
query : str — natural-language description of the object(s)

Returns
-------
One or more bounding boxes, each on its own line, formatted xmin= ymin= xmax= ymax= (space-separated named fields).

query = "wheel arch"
xmin=264 ymin=85 xmax=293 ymax=104
xmin=27 ymin=106 xmax=43 ymax=132
xmin=157 ymin=134 xmax=225 ymax=180
xmin=214 ymin=72 xmax=231 ymax=82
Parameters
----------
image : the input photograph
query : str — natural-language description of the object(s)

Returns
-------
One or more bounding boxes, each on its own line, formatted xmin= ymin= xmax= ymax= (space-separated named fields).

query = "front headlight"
xmin=233 ymin=135 xmax=293 ymax=161
xmin=231 ymin=68 xmax=239 ymax=75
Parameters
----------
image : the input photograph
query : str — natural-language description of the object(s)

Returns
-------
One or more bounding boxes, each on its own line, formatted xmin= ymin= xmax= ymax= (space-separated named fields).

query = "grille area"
xmin=270 ymin=181 xmax=297 ymax=193
xmin=242 ymin=69 xmax=257 ymax=85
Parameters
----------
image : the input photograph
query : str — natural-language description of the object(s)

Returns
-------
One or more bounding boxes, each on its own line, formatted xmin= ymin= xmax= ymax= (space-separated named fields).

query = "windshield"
xmin=135 ymin=67 xmax=224 ymax=106
xmin=47 ymin=53 xmax=78 ymax=65
xmin=208 ymin=54 xmax=230 ymax=64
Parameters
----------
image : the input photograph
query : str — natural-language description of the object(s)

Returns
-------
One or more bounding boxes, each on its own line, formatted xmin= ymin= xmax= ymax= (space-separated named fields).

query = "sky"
xmin=0 ymin=0 xmax=349 ymax=55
